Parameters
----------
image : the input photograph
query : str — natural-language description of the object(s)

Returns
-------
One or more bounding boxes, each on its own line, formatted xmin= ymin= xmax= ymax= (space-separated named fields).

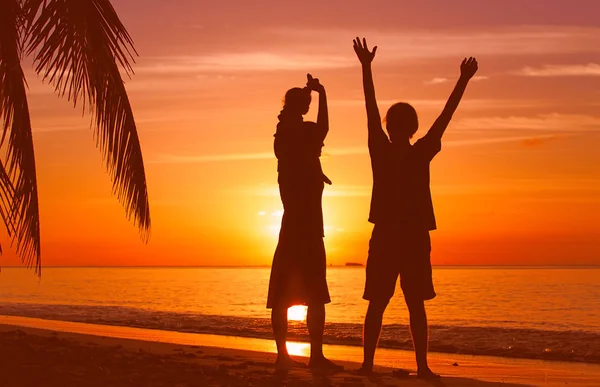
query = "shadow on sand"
xmin=271 ymin=368 xmax=534 ymax=387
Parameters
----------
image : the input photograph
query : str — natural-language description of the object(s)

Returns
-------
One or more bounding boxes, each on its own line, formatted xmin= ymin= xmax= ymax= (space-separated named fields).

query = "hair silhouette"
xmin=281 ymin=87 xmax=311 ymax=116
xmin=385 ymin=102 xmax=419 ymax=140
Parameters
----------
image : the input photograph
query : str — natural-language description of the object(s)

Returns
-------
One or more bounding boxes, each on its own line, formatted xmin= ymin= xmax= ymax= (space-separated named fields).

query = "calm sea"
xmin=1 ymin=267 xmax=599 ymax=363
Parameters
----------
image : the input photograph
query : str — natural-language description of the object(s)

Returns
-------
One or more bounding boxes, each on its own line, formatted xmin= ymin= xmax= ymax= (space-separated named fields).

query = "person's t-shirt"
xmin=274 ymin=120 xmax=327 ymax=185
xmin=368 ymin=124 xmax=441 ymax=230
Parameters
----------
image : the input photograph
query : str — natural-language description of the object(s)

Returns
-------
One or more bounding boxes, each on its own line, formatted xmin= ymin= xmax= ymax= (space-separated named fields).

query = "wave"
xmin=1 ymin=302 xmax=598 ymax=364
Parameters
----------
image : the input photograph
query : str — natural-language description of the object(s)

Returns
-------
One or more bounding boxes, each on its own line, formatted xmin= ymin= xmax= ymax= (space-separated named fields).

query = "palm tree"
xmin=0 ymin=0 xmax=151 ymax=275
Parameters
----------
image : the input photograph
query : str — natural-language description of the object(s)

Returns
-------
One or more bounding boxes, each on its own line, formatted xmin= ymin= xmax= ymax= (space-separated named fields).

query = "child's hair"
xmin=385 ymin=102 xmax=419 ymax=138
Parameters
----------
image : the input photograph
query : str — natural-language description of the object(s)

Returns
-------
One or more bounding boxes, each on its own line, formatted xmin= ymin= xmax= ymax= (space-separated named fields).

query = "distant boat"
xmin=345 ymin=262 xmax=365 ymax=267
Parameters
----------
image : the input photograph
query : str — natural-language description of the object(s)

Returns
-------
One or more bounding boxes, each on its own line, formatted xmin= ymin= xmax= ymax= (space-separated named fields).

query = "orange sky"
xmin=3 ymin=0 xmax=600 ymax=267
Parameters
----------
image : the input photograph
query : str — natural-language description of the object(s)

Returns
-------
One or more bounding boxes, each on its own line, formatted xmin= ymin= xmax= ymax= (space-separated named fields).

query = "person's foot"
xmin=417 ymin=367 xmax=441 ymax=379
xmin=275 ymin=355 xmax=306 ymax=371
xmin=356 ymin=364 xmax=373 ymax=376
xmin=309 ymin=357 xmax=344 ymax=372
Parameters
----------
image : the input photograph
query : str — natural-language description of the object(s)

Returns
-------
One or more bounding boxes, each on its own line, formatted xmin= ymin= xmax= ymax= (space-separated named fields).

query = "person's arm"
xmin=427 ymin=57 xmax=478 ymax=140
xmin=306 ymin=74 xmax=328 ymax=142
xmin=353 ymin=37 xmax=386 ymax=145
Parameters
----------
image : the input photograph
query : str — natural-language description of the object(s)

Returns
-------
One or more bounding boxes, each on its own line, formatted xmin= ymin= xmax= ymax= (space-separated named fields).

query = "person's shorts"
xmin=363 ymin=224 xmax=436 ymax=302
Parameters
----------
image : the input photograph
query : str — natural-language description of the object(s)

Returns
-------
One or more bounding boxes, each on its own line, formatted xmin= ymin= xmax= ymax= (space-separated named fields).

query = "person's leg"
xmin=361 ymin=300 xmax=388 ymax=372
xmin=306 ymin=303 xmax=343 ymax=369
xmin=405 ymin=298 xmax=428 ymax=368
xmin=404 ymin=298 xmax=438 ymax=378
xmin=301 ymin=229 xmax=340 ymax=370
xmin=271 ymin=306 xmax=289 ymax=359
xmin=307 ymin=303 xmax=325 ymax=359
xmin=401 ymin=231 xmax=439 ymax=379
xmin=359 ymin=224 xmax=398 ymax=374
xmin=272 ymin=306 xmax=306 ymax=369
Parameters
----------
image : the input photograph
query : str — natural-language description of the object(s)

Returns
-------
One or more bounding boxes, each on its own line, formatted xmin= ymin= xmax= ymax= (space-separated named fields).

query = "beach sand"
xmin=1 ymin=319 xmax=599 ymax=387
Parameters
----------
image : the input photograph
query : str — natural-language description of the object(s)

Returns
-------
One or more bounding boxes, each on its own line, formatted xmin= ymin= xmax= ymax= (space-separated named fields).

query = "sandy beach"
xmin=1 ymin=317 xmax=599 ymax=387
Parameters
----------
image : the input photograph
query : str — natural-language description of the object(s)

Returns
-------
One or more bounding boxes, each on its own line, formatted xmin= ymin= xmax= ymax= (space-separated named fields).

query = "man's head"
xmin=385 ymin=102 xmax=418 ymax=142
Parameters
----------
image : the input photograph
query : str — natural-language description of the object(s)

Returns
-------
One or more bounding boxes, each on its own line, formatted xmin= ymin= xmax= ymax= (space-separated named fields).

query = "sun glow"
xmin=267 ymin=224 xmax=282 ymax=236
xmin=285 ymin=341 xmax=310 ymax=357
xmin=287 ymin=305 xmax=307 ymax=321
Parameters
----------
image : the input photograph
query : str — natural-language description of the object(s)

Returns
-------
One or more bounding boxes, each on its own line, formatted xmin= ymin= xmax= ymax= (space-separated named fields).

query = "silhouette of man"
xmin=353 ymin=37 xmax=478 ymax=378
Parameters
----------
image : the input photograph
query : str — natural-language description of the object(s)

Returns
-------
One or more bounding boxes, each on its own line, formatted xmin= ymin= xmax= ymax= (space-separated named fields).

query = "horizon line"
xmin=2 ymin=264 xmax=600 ymax=269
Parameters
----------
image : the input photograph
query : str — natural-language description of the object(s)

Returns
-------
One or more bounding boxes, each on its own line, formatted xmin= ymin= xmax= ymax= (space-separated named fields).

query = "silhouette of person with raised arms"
xmin=352 ymin=37 xmax=478 ymax=378
xmin=266 ymin=74 xmax=342 ymax=372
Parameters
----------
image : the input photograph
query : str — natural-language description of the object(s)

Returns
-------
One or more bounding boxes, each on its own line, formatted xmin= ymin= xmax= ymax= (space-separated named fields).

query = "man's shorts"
xmin=363 ymin=224 xmax=436 ymax=302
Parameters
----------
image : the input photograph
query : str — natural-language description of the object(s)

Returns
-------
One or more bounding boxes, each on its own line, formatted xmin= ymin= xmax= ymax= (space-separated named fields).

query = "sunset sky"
xmin=3 ymin=0 xmax=600 ymax=267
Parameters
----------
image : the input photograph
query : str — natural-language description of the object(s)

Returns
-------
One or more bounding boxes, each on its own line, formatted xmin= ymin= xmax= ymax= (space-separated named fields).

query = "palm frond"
xmin=25 ymin=0 xmax=150 ymax=239
xmin=0 ymin=159 xmax=17 ymax=258
xmin=0 ymin=0 xmax=42 ymax=274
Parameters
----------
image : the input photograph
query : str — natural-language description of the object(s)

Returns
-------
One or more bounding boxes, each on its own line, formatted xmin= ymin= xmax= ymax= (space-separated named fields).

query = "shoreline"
xmin=3 ymin=265 xmax=600 ymax=268
xmin=1 ymin=315 xmax=600 ymax=386
xmin=1 ymin=305 xmax=598 ymax=365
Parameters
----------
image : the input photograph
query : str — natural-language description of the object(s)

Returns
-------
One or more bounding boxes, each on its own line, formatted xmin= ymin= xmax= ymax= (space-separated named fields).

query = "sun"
xmin=287 ymin=305 xmax=307 ymax=322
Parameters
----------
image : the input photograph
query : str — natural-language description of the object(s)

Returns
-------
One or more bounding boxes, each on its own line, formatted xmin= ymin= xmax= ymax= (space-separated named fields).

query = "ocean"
xmin=1 ymin=267 xmax=599 ymax=364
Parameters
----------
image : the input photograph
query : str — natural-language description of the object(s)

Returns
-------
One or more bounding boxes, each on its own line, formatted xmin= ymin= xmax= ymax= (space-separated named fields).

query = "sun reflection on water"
xmin=285 ymin=341 xmax=311 ymax=357
xmin=287 ymin=305 xmax=307 ymax=321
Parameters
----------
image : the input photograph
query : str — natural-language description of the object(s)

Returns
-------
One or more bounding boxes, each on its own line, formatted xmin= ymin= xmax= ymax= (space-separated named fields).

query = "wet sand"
xmin=1 ymin=319 xmax=599 ymax=387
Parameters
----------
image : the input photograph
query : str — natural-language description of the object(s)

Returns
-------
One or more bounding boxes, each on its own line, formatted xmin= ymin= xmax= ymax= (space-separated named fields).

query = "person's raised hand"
xmin=306 ymin=73 xmax=324 ymax=93
xmin=353 ymin=37 xmax=377 ymax=65
xmin=460 ymin=57 xmax=478 ymax=80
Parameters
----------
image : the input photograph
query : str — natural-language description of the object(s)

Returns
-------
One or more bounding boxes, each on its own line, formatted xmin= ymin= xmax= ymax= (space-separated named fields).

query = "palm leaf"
xmin=25 ymin=0 xmax=151 ymax=240
xmin=0 ymin=0 xmax=42 ymax=274
xmin=0 ymin=159 xmax=17 ymax=258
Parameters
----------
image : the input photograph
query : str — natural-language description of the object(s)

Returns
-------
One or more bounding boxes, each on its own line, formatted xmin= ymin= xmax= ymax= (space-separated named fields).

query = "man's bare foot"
xmin=309 ymin=357 xmax=344 ymax=372
xmin=275 ymin=355 xmax=306 ymax=371
xmin=417 ymin=368 xmax=441 ymax=379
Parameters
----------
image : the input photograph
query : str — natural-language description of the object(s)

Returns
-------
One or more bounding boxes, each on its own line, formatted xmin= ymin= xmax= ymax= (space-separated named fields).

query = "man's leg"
xmin=361 ymin=300 xmax=388 ymax=372
xmin=405 ymin=298 xmax=430 ymax=371
xmin=405 ymin=298 xmax=439 ymax=378
xmin=400 ymin=229 xmax=439 ymax=379
xmin=360 ymin=224 xmax=397 ymax=374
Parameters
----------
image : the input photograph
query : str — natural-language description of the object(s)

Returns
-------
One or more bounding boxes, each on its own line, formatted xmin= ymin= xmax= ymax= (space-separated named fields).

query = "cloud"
xmin=515 ymin=63 xmax=600 ymax=77
xmin=425 ymin=77 xmax=449 ymax=85
xmin=149 ymin=134 xmax=562 ymax=165
xmin=269 ymin=26 xmax=600 ymax=60
xmin=426 ymin=75 xmax=487 ymax=86
xmin=329 ymin=98 xmax=548 ymax=110
xmin=243 ymin=184 xmax=372 ymax=198
xmin=242 ymin=177 xmax=600 ymax=198
xmin=32 ymin=124 xmax=87 ymax=133
xmin=135 ymin=26 xmax=600 ymax=74
xmin=454 ymin=113 xmax=600 ymax=132
xmin=148 ymin=152 xmax=272 ymax=164
xmin=520 ymin=137 xmax=548 ymax=147
xmin=137 ymin=53 xmax=352 ymax=74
